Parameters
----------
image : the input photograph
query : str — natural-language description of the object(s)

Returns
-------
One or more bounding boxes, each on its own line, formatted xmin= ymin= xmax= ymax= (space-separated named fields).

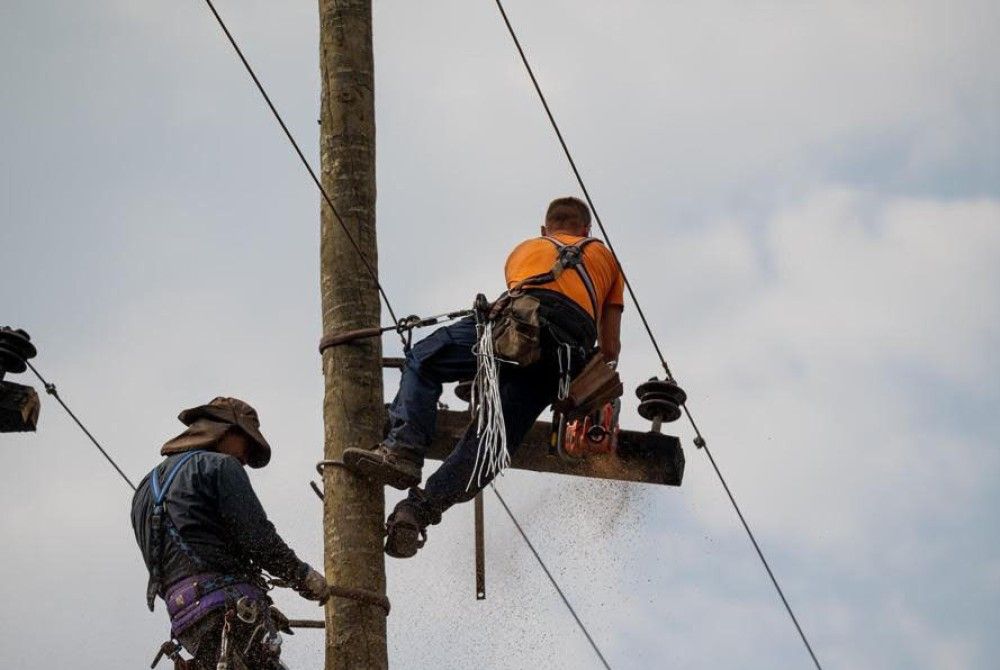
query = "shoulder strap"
xmin=151 ymin=450 xmax=201 ymax=504
xmin=145 ymin=450 xmax=203 ymax=611
xmin=512 ymin=236 xmax=602 ymax=321
xmin=561 ymin=238 xmax=601 ymax=321
xmin=571 ymin=262 xmax=600 ymax=322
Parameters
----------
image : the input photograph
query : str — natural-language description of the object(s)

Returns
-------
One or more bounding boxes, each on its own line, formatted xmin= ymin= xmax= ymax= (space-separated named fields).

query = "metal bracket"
xmin=474 ymin=491 xmax=486 ymax=600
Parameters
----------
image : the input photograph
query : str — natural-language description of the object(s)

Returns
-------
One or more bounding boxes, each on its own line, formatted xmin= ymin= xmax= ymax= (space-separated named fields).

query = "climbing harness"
xmin=467 ymin=236 xmax=607 ymax=486
xmin=165 ymin=574 xmax=265 ymax=639
xmin=513 ymin=236 xmax=603 ymax=320
xmin=489 ymin=236 xmax=603 ymax=366
xmin=147 ymin=450 xmax=207 ymax=611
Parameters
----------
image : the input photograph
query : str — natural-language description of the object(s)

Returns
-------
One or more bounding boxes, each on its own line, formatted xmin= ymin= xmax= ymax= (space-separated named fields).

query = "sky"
xmin=1 ymin=0 xmax=998 ymax=668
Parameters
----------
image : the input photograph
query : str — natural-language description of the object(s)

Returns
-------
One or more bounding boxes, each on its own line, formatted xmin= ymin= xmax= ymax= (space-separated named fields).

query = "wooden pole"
xmin=318 ymin=1 xmax=388 ymax=668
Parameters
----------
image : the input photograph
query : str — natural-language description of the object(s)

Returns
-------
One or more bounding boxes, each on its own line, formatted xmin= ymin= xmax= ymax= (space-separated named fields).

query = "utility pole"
xmin=318 ymin=1 xmax=388 ymax=668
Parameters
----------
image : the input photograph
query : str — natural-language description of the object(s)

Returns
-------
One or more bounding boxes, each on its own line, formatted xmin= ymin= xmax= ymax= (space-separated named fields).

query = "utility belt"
xmin=488 ymin=288 xmax=619 ymax=414
xmin=488 ymin=289 xmax=596 ymax=368
xmin=164 ymin=572 xmax=267 ymax=638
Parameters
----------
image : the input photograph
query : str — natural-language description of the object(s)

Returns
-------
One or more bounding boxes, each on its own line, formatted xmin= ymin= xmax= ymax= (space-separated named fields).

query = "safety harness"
xmin=510 ymin=236 xmax=603 ymax=322
xmin=145 ymin=449 xmax=274 ymax=655
xmin=467 ymin=237 xmax=608 ymax=489
xmin=146 ymin=450 xmax=207 ymax=611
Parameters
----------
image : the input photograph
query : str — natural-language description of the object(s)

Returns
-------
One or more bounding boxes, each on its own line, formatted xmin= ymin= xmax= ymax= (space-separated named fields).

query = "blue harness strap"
xmin=145 ymin=450 xmax=204 ymax=612
xmin=151 ymin=450 xmax=201 ymax=503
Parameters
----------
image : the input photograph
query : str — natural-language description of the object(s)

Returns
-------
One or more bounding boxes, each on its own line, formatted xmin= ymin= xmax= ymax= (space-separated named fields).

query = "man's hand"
xmin=296 ymin=568 xmax=330 ymax=605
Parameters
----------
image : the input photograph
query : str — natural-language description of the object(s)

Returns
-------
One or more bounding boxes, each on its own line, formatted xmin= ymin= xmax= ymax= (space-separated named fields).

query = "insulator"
xmin=635 ymin=377 xmax=686 ymax=425
xmin=635 ymin=378 xmax=687 ymax=405
xmin=0 ymin=327 xmax=37 ymax=377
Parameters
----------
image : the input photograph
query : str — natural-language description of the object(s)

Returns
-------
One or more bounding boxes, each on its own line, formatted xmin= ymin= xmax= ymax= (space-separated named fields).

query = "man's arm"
xmin=215 ymin=456 xmax=311 ymax=584
xmin=599 ymin=304 xmax=623 ymax=363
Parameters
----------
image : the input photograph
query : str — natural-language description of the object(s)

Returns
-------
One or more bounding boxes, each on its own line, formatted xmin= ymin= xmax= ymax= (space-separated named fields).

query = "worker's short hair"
xmin=545 ymin=197 xmax=592 ymax=229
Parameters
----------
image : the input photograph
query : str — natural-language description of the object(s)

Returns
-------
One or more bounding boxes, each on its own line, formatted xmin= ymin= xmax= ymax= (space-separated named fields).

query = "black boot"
xmin=384 ymin=489 xmax=439 ymax=559
xmin=342 ymin=443 xmax=422 ymax=490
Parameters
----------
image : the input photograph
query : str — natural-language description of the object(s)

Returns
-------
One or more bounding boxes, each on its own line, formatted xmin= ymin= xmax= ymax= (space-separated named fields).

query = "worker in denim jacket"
xmin=132 ymin=397 xmax=328 ymax=669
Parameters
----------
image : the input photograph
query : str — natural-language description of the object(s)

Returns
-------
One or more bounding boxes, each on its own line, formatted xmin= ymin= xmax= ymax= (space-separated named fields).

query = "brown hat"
xmin=160 ymin=397 xmax=272 ymax=468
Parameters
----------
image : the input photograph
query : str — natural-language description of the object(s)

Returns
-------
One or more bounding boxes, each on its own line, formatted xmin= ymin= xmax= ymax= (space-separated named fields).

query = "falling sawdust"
xmin=488 ymin=472 xmax=654 ymax=592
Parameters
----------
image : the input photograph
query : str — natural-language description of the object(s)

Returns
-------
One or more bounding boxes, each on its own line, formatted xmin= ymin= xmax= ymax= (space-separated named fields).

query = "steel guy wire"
xmin=200 ymin=0 xmax=401 ymax=328
xmin=25 ymin=361 xmax=137 ymax=491
xmin=491 ymin=485 xmax=612 ymax=670
xmin=491 ymin=2 xmax=823 ymax=668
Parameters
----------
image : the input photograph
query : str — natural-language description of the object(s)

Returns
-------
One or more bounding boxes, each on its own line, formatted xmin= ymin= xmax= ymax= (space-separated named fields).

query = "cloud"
xmin=2 ymin=1 xmax=999 ymax=668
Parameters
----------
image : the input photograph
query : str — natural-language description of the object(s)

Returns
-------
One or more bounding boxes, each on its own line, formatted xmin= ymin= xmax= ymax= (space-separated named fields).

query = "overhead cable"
xmin=492 ymin=485 xmax=612 ymax=670
xmin=26 ymin=361 xmax=137 ymax=491
xmin=490 ymin=2 xmax=823 ymax=668
xmin=191 ymin=3 xmax=612 ymax=652
xmin=200 ymin=0 xmax=401 ymax=326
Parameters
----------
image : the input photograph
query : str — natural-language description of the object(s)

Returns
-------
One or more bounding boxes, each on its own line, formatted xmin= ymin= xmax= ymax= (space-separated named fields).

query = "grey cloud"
xmin=2 ymin=0 xmax=999 ymax=668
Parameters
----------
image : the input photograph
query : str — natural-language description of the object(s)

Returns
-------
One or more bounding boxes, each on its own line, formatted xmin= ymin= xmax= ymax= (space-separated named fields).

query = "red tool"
xmin=561 ymin=399 xmax=620 ymax=458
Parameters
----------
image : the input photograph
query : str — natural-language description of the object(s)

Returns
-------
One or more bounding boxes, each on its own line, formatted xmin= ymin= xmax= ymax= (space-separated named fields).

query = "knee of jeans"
xmin=406 ymin=333 xmax=451 ymax=377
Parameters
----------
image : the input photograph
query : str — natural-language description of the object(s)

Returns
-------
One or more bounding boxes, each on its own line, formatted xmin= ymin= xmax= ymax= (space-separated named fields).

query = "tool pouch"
xmin=490 ymin=292 xmax=544 ymax=366
xmin=552 ymin=351 xmax=623 ymax=420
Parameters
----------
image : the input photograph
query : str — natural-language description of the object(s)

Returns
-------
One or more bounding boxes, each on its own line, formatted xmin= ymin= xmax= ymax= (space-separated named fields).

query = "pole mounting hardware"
xmin=0 ymin=327 xmax=37 ymax=381
xmin=0 ymin=327 xmax=41 ymax=433
xmin=636 ymin=377 xmax=687 ymax=432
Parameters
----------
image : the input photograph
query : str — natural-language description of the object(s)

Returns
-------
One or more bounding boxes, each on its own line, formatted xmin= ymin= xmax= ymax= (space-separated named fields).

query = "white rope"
xmin=467 ymin=320 xmax=509 ymax=491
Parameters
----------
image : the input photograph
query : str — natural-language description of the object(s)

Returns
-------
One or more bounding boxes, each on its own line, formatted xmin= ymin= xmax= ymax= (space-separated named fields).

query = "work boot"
xmin=342 ymin=443 xmax=422 ymax=490
xmin=384 ymin=497 xmax=429 ymax=559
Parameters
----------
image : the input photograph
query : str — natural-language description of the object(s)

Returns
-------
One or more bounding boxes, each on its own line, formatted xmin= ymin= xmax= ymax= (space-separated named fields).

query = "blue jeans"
xmin=385 ymin=315 xmax=582 ymax=521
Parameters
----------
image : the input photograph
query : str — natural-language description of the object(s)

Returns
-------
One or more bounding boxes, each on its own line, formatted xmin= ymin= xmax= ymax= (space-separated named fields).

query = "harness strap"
xmin=151 ymin=450 xmax=201 ymax=503
xmin=512 ymin=236 xmax=602 ymax=321
xmin=146 ymin=450 xmax=204 ymax=611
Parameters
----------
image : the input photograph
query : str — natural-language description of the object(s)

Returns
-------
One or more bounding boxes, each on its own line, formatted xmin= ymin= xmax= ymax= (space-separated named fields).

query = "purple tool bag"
xmin=165 ymin=573 xmax=267 ymax=637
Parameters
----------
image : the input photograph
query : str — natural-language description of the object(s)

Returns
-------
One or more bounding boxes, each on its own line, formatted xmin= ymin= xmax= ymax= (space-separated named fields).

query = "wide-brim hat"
xmin=161 ymin=396 xmax=272 ymax=468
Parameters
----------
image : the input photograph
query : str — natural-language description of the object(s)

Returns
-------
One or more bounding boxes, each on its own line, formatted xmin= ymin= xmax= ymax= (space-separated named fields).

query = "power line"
xmin=491 ymin=485 xmax=612 ymax=670
xmin=199 ymin=0 xmax=401 ymax=326
xmin=25 ymin=361 xmax=136 ymax=491
xmin=192 ymin=3 xmax=618 ymax=658
xmin=490 ymin=2 xmax=823 ymax=668
xmin=191 ymin=1 xmax=822 ymax=666
xmin=491 ymin=0 xmax=676 ymax=384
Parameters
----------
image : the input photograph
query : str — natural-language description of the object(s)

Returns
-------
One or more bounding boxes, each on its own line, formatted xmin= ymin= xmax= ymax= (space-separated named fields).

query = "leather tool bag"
xmin=490 ymin=291 xmax=544 ymax=366
xmin=552 ymin=351 xmax=623 ymax=420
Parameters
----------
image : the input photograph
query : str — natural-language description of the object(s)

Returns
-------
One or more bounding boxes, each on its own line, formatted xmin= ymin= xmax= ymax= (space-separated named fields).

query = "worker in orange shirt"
xmin=343 ymin=197 xmax=624 ymax=558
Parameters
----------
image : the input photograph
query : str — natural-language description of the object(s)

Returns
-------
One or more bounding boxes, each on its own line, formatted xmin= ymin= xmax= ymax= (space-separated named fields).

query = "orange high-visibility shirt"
xmin=504 ymin=233 xmax=625 ymax=320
